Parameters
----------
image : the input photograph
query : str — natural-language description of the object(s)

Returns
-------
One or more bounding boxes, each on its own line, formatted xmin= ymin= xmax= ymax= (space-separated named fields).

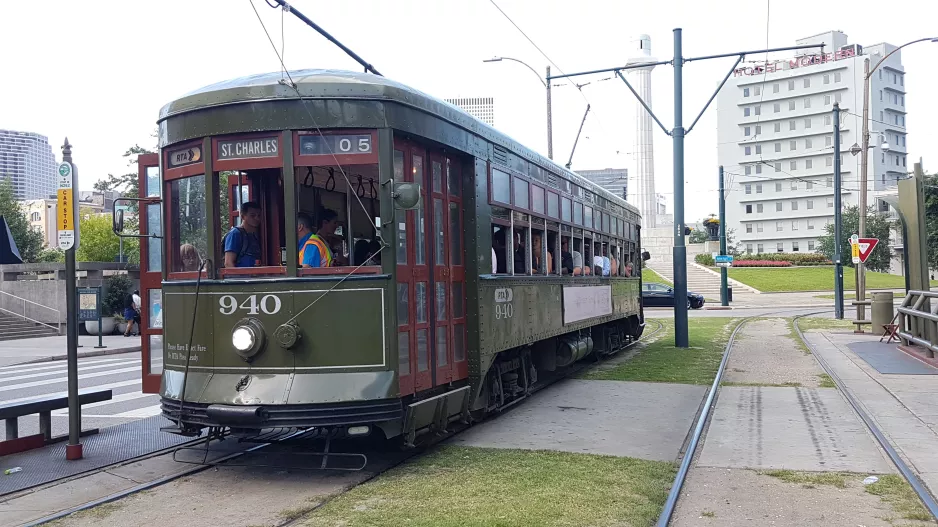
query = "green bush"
xmin=740 ymin=253 xmax=832 ymax=265
xmin=102 ymin=274 xmax=134 ymax=317
xmin=695 ymin=253 xmax=714 ymax=266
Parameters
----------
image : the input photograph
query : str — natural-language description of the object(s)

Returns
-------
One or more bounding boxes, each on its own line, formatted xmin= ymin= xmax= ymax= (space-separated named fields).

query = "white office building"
xmin=717 ymin=31 xmax=906 ymax=255
xmin=0 ymin=130 xmax=57 ymax=200
xmin=577 ymin=168 xmax=628 ymax=201
xmin=444 ymin=97 xmax=495 ymax=126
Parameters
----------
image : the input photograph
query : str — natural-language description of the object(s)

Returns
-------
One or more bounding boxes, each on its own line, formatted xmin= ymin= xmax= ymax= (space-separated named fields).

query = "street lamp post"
xmin=856 ymin=37 xmax=937 ymax=323
xmin=484 ymin=57 xmax=553 ymax=159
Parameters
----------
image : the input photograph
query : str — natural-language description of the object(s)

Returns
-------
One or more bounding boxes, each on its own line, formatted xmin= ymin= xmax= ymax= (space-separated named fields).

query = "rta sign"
xmin=734 ymin=48 xmax=858 ymax=77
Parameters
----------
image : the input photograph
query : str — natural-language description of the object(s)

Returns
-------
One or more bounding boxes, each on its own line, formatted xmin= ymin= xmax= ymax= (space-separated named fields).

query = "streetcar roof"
xmin=159 ymin=69 xmax=638 ymax=217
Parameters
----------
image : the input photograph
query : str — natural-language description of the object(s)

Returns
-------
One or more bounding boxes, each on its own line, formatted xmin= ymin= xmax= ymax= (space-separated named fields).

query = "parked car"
xmin=642 ymin=282 xmax=705 ymax=309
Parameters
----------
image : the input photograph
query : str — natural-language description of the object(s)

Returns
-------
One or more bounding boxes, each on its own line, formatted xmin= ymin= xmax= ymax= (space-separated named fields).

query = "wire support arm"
xmin=269 ymin=0 xmax=382 ymax=76
xmin=683 ymin=43 xmax=823 ymax=63
xmin=615 ymin=71 xmax=671 ymax=136
xmin=548 ymin=60 xmax=672 ymax=81
xmin=686 ymin=54 xmax=743 ymax=135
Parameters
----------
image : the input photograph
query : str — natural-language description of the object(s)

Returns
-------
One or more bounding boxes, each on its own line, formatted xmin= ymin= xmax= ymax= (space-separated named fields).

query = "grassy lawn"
xmin=642 ymin=267 xmax=672 ymax=286
xmin=724 ymin=266 xmax=936 ymax=292
xmin=581 ymin=318 xmax=739 ymax=384
xmin=303 ymin=446 xmax=675 ymax=527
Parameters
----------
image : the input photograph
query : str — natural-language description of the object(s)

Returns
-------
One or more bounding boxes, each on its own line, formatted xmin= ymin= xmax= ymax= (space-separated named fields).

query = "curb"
xmin=23 ymin=346 xmax=143 ymax=365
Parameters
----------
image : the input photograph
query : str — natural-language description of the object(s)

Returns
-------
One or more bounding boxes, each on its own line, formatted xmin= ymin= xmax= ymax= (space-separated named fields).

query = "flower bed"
xmin=731 ymin=260 xmax=792 ymax=267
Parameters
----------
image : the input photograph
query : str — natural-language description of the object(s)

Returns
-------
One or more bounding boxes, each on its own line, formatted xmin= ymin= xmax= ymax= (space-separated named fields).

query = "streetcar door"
xmin=138 ymin=153 xmax=162 ymax=394
xmin=394 ymin=141 xmax=431 ymax=395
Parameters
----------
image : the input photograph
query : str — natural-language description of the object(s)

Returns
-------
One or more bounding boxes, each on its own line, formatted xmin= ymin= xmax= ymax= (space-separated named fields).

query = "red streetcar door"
xmin=137 ymin=153 xmax=162 ymax=394
xmin=446 ymin=156 xmax=468 ymax=382
xmin=428 ymin=153 xmax=455 ymax=386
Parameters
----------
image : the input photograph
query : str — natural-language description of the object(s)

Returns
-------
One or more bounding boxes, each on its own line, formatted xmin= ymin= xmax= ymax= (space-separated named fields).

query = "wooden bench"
xmin=0 ymin=389 xmax=112 ymax=455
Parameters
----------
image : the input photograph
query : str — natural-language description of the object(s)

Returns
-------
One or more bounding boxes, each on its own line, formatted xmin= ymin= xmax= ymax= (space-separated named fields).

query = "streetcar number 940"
xmin=218 ymin=294 xmax=282 ymax=315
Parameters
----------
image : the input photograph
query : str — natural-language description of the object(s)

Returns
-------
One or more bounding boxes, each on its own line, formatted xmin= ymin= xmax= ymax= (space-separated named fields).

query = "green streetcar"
xmin=119 ymin=69 xmax=647 ymax=445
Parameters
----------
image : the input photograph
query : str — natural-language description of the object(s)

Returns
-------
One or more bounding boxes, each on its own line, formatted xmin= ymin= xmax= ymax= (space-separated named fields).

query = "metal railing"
xmin=0 ymin=291 xmax=62 ymax=335
xmin=896 ymin=290 xmax=938 ymax=357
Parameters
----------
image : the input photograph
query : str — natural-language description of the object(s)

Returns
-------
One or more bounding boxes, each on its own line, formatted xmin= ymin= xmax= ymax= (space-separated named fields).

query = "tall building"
xmin=718 ymin=31 xmax=906 ymax=255
xmin=0 ymin=130 xmax=57 ymax=200
xmin=576 ymin=168 xmax=628 ymax=201
xmin=626 ymin=34 xmax=658 ymax=228
xmin=444 ymin=97 xmax=495 ymax=126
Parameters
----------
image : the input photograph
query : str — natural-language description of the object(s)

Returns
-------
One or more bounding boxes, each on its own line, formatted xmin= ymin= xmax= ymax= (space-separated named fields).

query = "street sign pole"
xmin=59 ymin=139 xmax=82 ymax=461
xmin=718 ymin=166 xmax=728 ymax=307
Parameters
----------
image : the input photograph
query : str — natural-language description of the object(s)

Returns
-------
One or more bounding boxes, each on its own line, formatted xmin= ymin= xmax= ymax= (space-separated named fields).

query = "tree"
xmin=37 ymin=248 xmax=65 ymax=263
xmin=817 ymin=205 xmax=894 ymax=273
xmin=76 ymin=207 xmax=137 ymax=263
xmin=0 ymin=178 xmax=44 ymax=262
xmin=924 ymin=173 xmax=938 ymax=273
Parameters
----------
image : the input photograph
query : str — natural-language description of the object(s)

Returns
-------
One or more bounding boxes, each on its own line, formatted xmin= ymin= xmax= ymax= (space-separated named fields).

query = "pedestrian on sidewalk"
xmin=124 ymin=290 xmax=141 ymax=337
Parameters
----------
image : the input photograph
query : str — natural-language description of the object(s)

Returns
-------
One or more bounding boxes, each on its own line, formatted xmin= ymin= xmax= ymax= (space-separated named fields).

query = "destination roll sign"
xmin=217 ymin=137 xmax=279 ymax=160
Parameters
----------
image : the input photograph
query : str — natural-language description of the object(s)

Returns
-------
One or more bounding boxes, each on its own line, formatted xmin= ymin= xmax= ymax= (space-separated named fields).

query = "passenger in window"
xmin=624 ymin=261 xmax=633 ymax=277
xmin=297 ymin=213 xmax=333 ymax=268
xmin=492 ymin=226 xmax=508 ymax=274
xmin=492 ymin=247 xmax=498 ymax=274
xmin=223 ymin=201 xmax=262 ymax=268
xmin=592 ymin=245 xmax=604 ymax=277
xmin=180 ymin=243 xmax=201 ymax=272
xmin=354 ymin=239 xmax=375 ymax=266
xmin=317 ymin=209 xmax=347 ymax=266
xmin=513 ymin=231 xmax=526 ymax=274
xmin=601 ymin=246 xmax=611 ymax=277
xmin=610 ymin=248 xmax=619 ymax=277
xmin=560 ymin=238 xmax=574 ymax=275
xmin=531 ymin=232 xmax=551 ymax=274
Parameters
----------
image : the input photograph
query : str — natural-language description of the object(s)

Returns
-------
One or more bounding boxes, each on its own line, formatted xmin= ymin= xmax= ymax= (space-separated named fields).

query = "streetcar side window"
xmin=492 ymin=224 xmax=508 ymax=274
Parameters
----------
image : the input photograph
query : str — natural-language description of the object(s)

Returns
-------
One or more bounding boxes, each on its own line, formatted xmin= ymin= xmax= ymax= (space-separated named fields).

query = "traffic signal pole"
xmin=550 ymin=30 xmax=822 ymax=347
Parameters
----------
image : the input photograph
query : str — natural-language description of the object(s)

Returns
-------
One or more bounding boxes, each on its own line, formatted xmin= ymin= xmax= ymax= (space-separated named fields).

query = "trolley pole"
xmin=61 ymin=139 xmax=82 ymax=460
xmin=546 ymin=65 xmax=553 ymax=160
xmin=718 ymin=166 xmax=728 ymax=307
xmin=833 ymin=104 xmax=845 ymax=319
xmin=856 ymin=57 xmax=870 ymax=324
xmin=671 ymin=29 xmax=688 ymax=347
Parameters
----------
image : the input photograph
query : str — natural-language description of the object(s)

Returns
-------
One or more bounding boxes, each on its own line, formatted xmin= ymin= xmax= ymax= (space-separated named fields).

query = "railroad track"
xmin=23 ymin=319 xmax=666 ymax=527
xmin=655 ymin=310 xmax=938 ymax=526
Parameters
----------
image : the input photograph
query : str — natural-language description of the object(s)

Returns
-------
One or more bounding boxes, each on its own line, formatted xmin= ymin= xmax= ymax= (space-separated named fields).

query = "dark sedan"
xmin=642 ymin=282 xmax=705 ymax=309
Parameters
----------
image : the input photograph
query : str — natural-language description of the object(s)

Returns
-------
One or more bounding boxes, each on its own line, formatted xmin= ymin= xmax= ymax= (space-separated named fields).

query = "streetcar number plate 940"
xmin=218 ymin=294 xmax=282 ymax=315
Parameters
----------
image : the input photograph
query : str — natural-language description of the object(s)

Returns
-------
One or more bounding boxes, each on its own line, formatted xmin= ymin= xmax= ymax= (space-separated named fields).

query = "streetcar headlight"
xmin=232 ymin=326 xmax=256 ymax=352
xmin=231 ymin=318 xmax=267 ymax=361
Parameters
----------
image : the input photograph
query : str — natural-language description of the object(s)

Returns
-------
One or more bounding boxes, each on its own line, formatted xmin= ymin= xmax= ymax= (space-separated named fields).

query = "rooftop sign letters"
xmin=168 ymin=145 xmax=202 ymax=168
xmin=217 ymin=137 xmax=279 ymax=161
xmin=734 ymin=48 xmax=858 ymax=77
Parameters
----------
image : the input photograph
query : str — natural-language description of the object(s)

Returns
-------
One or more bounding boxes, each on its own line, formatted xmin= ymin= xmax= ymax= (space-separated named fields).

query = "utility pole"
xmin=833 ymin=104 xmax=845 ymax=319
xmin=857 ymin=57 xmax=870 ymax=324
xmin=671 ymin=29 xmax=688 ymax=347
xmin=718 ymin=166 xmax=728 ymax=307
xmin=549 ymin=30 xmax=822 ymax=348
xmin=546 ymin=65 xmax=553 ymax=159
xmin=60 ymin=139 xmax=82 ymax=460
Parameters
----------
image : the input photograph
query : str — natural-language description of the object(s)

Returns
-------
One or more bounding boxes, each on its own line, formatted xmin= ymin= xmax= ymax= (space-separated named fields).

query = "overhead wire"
xmin=486 ymin=0 xmax=621 ymax=164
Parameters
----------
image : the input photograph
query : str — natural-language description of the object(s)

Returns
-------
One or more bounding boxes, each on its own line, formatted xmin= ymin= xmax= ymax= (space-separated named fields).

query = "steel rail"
xmin=793 ymin=314 xmax=938 ymax=520
xmin=656 ymin=308 xmax=828 ymax=526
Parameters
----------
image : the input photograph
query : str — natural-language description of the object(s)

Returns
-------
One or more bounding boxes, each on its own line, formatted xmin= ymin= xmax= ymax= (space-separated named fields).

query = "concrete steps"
xmin=646 ymin=246 xmax=761 ymax=299
xmin=0 ymin=312 xmax=60 ymax=341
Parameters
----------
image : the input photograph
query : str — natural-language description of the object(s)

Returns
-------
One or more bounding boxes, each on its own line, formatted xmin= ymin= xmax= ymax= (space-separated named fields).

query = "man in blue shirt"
xmin=224 ymin=201 xmax=262 ymax=268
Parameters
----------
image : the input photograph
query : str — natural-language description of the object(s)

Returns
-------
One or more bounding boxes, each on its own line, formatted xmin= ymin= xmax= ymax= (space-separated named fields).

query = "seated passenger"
xmin=602 ymin=247 xmax=611 ymax=277
xmin=560 ymin=238 xmax=574 ymax=275
xmin=180 ymin=243 xmax=201 ymax=271
xmin=297 ymin=213 xmax=333 ymax=268
xmin=513 ymin=231 xmax=526 ymax=274
xmin=316 ymin=209 xmax=346 ymax=266
xmin=572 ymin=249 xmax=590 ymax=275
xmin=593 ymin=252 xmax=604 ymax=277
xmin=223 ymin=201 xmax=262 ymax=268
xmin=531 ymin=232 xmax=552 ymax=274
xmin=624 ymin=261 xmax=634 ymax=277
xmin=610 ymin=249 xmax=619 ymax=277
xmin=354 ymin=239 xmax=374 ymax=266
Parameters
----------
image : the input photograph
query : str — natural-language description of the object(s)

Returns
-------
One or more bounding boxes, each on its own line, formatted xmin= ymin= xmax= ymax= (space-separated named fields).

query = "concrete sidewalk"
xmin=0 ymin=335 xmax=141 ymax=367
xmin=806 ymin=330 xmax=938 ymax=497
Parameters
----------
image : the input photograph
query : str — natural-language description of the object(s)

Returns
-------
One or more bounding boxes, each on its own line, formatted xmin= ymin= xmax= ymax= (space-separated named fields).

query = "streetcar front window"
xmin=295 ymin=163 xmax=381 ymax=268
xmin=169 ymin=174 xmax=208 ymax=273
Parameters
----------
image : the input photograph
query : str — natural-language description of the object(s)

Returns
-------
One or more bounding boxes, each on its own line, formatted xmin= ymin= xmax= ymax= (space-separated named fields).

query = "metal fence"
xmin=896 ymin=290 xmax=938 ymax=357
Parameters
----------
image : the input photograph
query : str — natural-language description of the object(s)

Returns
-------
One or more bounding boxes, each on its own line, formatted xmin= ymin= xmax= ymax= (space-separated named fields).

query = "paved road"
xmin=0 ymin=352 xmax=162 ymax=440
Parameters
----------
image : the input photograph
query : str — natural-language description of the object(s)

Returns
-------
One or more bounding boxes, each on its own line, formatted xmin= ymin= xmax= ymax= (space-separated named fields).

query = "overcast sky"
xmin=1 ymin=0 xmax=935 ymax=221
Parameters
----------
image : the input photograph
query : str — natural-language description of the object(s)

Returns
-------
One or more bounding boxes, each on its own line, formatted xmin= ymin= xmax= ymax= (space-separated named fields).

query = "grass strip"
xmin=303 ymin=446 xmax=676 ymax=527
xmin=723 ymin=267 xmax=935 ymax=292
xmin=580 ymin=318 xmax=739 ymax=384
xmin=642 ymin=267 xmax=672 ymax=286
